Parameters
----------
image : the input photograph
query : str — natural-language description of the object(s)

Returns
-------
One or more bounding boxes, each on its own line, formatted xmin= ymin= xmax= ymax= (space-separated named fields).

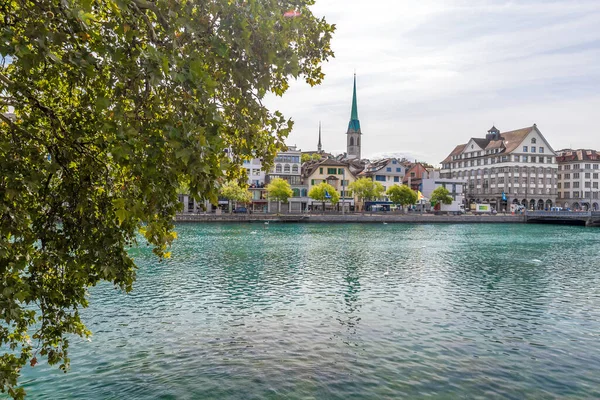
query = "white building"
xmin=421 ymin=170 xmax=467 ymax=204
xmin=266 ymin=146 xmax=307 ymax=212
xmin=440 ymin=124 xmax=558 ymax=211
xmin=360 ymin=158 xmax=406 ymax=201
xmin=556 ymin=149 xmax=600 ymax=211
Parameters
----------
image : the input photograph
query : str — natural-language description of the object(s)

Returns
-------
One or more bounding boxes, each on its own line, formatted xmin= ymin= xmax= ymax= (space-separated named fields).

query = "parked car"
xmin=233 ymin=207 xmax=248 ymax=214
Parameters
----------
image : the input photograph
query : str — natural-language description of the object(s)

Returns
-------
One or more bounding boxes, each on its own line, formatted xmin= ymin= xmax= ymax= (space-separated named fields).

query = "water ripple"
xmin=16 ymin=223 xmax=600 ymax=399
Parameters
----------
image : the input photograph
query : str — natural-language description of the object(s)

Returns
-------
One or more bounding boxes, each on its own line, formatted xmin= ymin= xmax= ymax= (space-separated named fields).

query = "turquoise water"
xmin=15 ymin=223 xmax=600 ymax=399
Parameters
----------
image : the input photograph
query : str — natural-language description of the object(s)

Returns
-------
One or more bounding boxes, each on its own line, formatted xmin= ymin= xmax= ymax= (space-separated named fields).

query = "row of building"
xmin=180 ymin=74 xmax=600 ymax=213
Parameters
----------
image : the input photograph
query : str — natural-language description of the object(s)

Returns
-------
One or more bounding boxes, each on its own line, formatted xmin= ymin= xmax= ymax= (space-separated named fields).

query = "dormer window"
xmin=531 ymin=138 xmax=537 ymax=144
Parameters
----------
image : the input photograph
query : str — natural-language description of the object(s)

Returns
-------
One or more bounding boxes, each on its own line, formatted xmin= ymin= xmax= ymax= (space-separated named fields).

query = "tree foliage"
xmin=308 ymin=182 xmax=339 ymax=205
xmin=301 ymin=153 xmax=322 ymax=163
xmin=430 ymin=187 xmax=453 ymax=206
xmin=266 ymin=177 xmax=293 ymax=203
xmin=0 ymin=0 xmax=334 ymax=396
xmin=386 ymin=184 xmax=418 ymax=206
xmin=348 ymin=177 xmax=384 ymax=202
xmin=220 ymin=181 xmax=252 ymax=203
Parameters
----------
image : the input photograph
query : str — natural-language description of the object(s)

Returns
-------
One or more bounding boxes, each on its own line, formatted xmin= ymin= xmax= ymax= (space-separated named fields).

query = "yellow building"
xmin=303 ymin=158 xmax=357 ymax=211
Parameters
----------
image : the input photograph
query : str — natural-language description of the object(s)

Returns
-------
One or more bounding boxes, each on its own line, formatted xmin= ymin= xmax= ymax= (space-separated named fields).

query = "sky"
xmin=265 ymin=0 xmax=600 ymax=165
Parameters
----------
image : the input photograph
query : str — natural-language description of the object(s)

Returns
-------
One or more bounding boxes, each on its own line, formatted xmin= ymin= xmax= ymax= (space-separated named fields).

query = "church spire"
xmin=346 ymin=73 xmax=362 ymax=160
xmin=317 ymin=121 xmax=322 ymax=153
xmin=347 ymin=73 xmax=361 ymax=133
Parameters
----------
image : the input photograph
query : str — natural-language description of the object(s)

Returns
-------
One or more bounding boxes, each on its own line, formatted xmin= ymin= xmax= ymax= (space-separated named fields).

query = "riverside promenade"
xmin=175 ymin=213 xmax=525 ymax=224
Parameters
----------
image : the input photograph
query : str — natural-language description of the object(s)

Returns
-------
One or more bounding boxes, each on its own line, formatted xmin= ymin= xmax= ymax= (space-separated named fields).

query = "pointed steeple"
xmin=317 ymin=121 xmax=322 ymax=153
xmin=347 ymin=73 xmax=361 ymax=133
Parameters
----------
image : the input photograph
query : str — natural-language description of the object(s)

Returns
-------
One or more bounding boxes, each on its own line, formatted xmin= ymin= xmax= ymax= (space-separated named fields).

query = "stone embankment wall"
xmin=176 ymin=213 xmax=525 ymax=224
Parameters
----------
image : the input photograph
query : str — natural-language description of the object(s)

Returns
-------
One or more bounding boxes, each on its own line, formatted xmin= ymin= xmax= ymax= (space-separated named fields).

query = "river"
xmin=17 ymin=223 xmax=600 ymax=399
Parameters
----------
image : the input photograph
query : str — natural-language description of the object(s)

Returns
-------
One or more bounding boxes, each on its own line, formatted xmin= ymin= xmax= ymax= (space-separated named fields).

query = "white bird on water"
xmin=383 ymin=267 xmax=390 ymax=276
xmin=383 ymin=222 xmax=388 ymax=225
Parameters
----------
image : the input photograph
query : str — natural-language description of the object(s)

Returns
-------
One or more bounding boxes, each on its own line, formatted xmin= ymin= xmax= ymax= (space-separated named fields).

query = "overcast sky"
xmin=265 ymin=0 xmax=600 ymax=165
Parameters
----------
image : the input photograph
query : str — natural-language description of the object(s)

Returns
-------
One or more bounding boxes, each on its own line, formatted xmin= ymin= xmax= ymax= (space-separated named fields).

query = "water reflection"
xmin=18 ymin=223 xmax=600 ymax=399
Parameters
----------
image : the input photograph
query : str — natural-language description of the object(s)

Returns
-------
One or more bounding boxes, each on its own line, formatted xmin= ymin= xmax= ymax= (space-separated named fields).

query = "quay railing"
xmin=525 ymin=211 xmax=591 ymax=218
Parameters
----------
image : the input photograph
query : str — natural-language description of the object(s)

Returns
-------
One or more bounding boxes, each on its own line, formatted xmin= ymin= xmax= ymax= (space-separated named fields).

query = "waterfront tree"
xmin=348 ymin=177 xmax=385 ymax=212
xmin=220 ymin=181 xmax=252 ymax=213
xmin=387 ymin=184 xmax=418 ymax=212
xmin=430 ymin=187 xmax=453 ymax=207
xmin=0 ymin=0 xmax=334 ymax=396
xmin=308 ymin=182 xmax=339 ymax=213
xmin=266 ymin=177 xmax=293 ymax=213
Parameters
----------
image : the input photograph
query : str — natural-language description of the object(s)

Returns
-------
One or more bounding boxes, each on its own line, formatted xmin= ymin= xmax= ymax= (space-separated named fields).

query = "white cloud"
xmin=265 ymin=0 xmax=600 ymax=164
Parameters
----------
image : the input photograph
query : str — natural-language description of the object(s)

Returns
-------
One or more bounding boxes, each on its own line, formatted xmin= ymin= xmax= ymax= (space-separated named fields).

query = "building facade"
xmin=440 ymin=125 xmax=558 ymax=211
xmin=303 ymin=158 xmax=357 ymax=211
xmin=360 ymin=158 xmax=406 ymax=201
xmin=556 ymin=149 xmax=600 ymax=211
xmin=266 ymin=146 xmax=307 ymax=212
xmin=403 ymin=163 xmax=431 ymax=192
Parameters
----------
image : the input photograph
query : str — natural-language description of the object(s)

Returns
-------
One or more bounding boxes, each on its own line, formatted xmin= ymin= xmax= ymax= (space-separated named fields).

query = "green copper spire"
xmin=347 ymin=73 xmax=361 ymax=133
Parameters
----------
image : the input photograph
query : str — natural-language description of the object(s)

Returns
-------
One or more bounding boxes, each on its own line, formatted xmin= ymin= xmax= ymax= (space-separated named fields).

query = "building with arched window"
xmin=440 ymin=124 xmax=558 ymax=211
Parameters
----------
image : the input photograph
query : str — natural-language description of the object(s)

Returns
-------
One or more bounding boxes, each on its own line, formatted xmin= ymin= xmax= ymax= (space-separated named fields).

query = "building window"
xmin=522 ymin=156 xmax=528 ymax=162
xmin=410 ymin=172 xmax=416 ymax=178
xmin=396 ymin=168 xmax=402 ymax=172
xmin=539 ymin=147 xmax=544 ymax=153
xmin=531 ymin=146 xmax=536 ymax=153
xmin=319 ymin=167 xmax=323 ymax=174
xmin=594 ymin=164 xmax=599 ymax=170
xmin=585 ymin=173 xmax=591 ymax=179
xmin=574 ymin=173 xmax=580 ymax=179
xmin=585 ymin=164 xmax=591 ymax=169
xmin=327 ymin=168 xmax=337 ymax=175
xmin=573 ymin=182 xmax=580 ymax=188
xmin=386 ymin=167 xmax=392 ymax=172
xmin=530 ymin=157 xmax=536 ymax=163
xmin=523 ymin=146 xmax=528 ymax=152
xmin=375 ymin=175 xmax=386 ymax=182
xmin=594 ymin=173 xmax=599 ymax=179
xmin=276 ymin=164 xmax=282 ymax=173
xmin=394 ymin=176 xmax=399 ymax=182
xmin=564 ymin=182 xmax=571 ymax=189
xmin=531 ymin=138 xmax=537 ymax=144
xmin=284 ymin=164 xmax=290 ymax=173
xmin=292 ymin=165 xmax=299 ymax=173
xmin=311 ymin=179 xmax=315 ymax=185
xmin=338 ymin=168 xmax=344 ymax=175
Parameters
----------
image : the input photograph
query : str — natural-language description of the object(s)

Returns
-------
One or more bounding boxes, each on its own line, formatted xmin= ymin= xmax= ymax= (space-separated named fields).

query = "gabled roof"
xmin=556 ymin=148 xmax=600 ymax=162
xmin=302 ymin=157 xmax=358 ymax=179
xmin=441 ymin=144 xmax=466 ymax=164
xmin=498 ymin=126 xmax=534 ymax=153
xmin=472 ymin=138 xmax=490 ymax=149
xmin=441 ymin=125 xmax=537 ymax=163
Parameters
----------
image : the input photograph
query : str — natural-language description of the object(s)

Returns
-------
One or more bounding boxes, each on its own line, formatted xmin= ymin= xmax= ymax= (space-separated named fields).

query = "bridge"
xmin=525 ymin=211 xmax=600 ymax=227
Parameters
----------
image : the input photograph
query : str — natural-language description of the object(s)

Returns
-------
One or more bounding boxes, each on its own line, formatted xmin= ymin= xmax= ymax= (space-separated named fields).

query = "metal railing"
xmin=526 ymin=211 xmax=591 ymax=217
